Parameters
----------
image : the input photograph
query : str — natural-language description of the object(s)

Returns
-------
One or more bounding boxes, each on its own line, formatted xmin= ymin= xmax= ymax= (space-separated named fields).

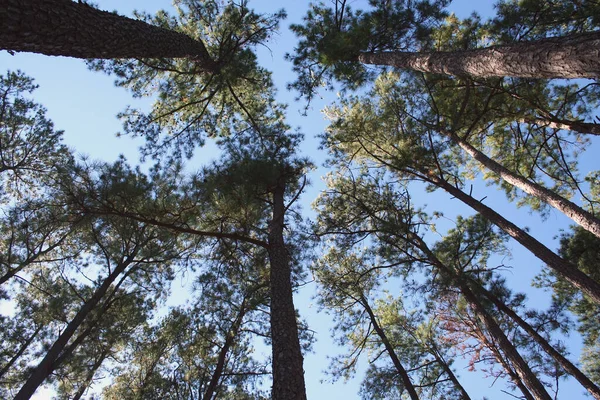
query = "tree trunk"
xmin=447 ymin=131 xmax=600 ymax=239
xmin=471 ymin=279 xmax=600 ymax=400
xmin=415 ymin=237 xmax=552 ymax=400
xmin=203 ymin=299 xmax=248 ymax=400
xmin=360 ymin=295 xmax=420 ymax=400
xmin=357 ymin=30 xmax=600 ymax=79
xmin=71 ymin=349 xmax=109 ymax=400
xmin=429 ymin=175 xmax=600 ymax=305
xmin=0 ymin=324 xmax=42 ymax=380
xmin=522 ymin=117 xmax=600 ymax=136
xmin=14 ymin=255 xmax=135 ymax=400
xmin=0 ymin=0 xmax=216 ymax=70
xmin=267 ymin=178 xmax=307 ymax=400
xmin=428 ymin=343 xmax=472 ymax=400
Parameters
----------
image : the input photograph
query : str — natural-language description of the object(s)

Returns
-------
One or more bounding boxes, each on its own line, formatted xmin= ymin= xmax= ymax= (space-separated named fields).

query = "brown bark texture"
xmin=429 ymin=176 xmax=600 ymax=306
xmin=472 ymin=280 xmax=600 ymax=400
xmin=0 ymin=0 xmax=215 ymax=69
xmin=448 ymin=131 xmax=600 ymax=239
xmin=268 ymin=179 xmax=307 ymax=400
xmin=358 ymin=30 xmax=600 ymax=79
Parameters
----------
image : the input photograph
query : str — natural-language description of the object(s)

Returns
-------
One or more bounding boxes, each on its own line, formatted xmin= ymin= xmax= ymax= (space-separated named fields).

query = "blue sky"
xmin=1 ymin=0 xmax=597 ymax=399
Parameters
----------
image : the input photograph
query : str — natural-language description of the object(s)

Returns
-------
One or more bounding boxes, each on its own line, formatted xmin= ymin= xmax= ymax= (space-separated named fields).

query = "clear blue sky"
xmin=1 ymin=0 xmax=597 ymax=399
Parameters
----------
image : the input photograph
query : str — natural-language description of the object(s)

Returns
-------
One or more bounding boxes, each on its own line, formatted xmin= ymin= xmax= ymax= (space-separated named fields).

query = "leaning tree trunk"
xmin=428 ymin=174 xmax=600 ymax=306
xmin=360 ymin=295 xmax=420 ymax=400
xmin=0 ymin=0 xmax=216 ymax=70
xmin=522 ymin=117 xmax=600 ymax=136
xmin=14 ymin=254 xmax=136 ymax=400
xmin=416 ymin=237 xmax=552 ymax=400
xmin=357 ymin=30 xmax=600 ymax=79
xmin=446 ymin=130 xmax=600 ymax=239
xmin=470 ymin=279 xmax=600 ymax=400
xmin=428 ymin=343 xmax=472 ymax=400
xmin=267 ymin=177 xmax=307 ymax=400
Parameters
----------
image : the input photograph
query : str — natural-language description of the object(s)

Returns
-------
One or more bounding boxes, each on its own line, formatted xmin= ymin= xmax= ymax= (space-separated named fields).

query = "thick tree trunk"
xmin=416 ymin=237 xmax=551 ymax=400
xmin=357 ymin=30 xmax=600 ymax=79
xmin=14 ymin=256 xmax=135 ymax=400
xmin=268 ymin=178 xmax=307 ymax=400
xmin=360 ymin=295 xmax=420 ymax=400
xmin=0 ymin=0 xmax=216 ymax=70
xmin=472 ymin=280 xmax=600 ymax=400
xmin=448 ymin=131 xmax=600 ymax=239
xmin=430 ymin=175 xmax=600 ymax=305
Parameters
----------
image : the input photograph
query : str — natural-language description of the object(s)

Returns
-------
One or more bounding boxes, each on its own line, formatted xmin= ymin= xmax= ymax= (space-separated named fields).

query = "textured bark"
xmin=523 ymin=117 xmax=600 ymax=136
xmin=0 ymin=0 xmax=216 ymax=70
xmin=429 ymin=175 xmax=600 ymax=305
xmin=448 ymin=131 xmax=600 ymax=239
xmin=268 ymin=179 xmax=307 ymax=400
xmin=472 ymin=281 xmax=600 ymax=400
xmin=416 ymin=237 xmax=552 ymax=400
xmin=14 ymin=254 xmax=136 ymax=400
xmin=358 ymin=30 xmax=600 ymax=79
xmin=360 ymin=295 xmax=420 ymax=400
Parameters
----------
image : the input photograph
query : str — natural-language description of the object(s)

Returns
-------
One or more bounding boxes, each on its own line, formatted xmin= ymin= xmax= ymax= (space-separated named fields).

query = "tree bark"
xmin=522 ymin=117 xmax=600 ymax=136
xmin=471 ymin=280 xmax=600 ymax=400
xmin=429 ymin=175 xmax=600 ymax=306
xmin=428 ymin=342 xmax=472 ymax=400
xmin=415 ymin=237 xmax=552 ymax=400
xmin=0 ymin=0 xmax=216 ymax=70
xmin=358 ymin=30 xmax=600 ymax=79
xmin=267 ymin=178 xmax=307 ymax=400
xmin=447 ymin=131 xmax=600 ymax=239
xmin=71 ymin=349 xmax=109 ymax=400
xmin=14 ymin=254 xmax=136 ymax=400
xmin=360 ymin=295 xmax=420 ymax=400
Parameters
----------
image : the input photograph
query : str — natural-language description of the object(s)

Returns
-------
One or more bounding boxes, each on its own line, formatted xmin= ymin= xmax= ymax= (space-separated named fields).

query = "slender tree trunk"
xmin=203 ymin=299 xmax=248 ymax=400
xmin=360 ymin=295 xmax=421 ymax=400
xmin=0 ymin=0 xmax=216 ymax=70
xmin=522 ymin=117 xmax=600 ymax=136
xmin=71 ymin=349 xmax=109 ymax=400
xmin=267 ymin=178 xmax=307 ymax=400
xmin=428 ymin=343 xmax=472 ymax=400
xmin=0 ymin=325 xmax=42 ymax=379
xmin=428 ymin=175 xmax=600 ymax=305
xmin=447 ymin=131 xmax=600 ymax=239
xmin=357 ymin=30 xmax=600 ymax=79
xmin=471 ymin=279 xmax=600 ymax=400
xmin=415 ymin=237 xmax=552 ymax=400
xmin=14 ymin=255 xmax=135 ymax=400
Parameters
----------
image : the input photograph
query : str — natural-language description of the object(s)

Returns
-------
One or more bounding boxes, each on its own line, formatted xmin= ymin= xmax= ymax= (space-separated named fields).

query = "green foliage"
xmin=0 ymin=70 xmax=73 ymax=201
xmin=287 ymin=0 xmax=449 ymax=101
xmin=88 ymin=0 xmax=286 ymax=163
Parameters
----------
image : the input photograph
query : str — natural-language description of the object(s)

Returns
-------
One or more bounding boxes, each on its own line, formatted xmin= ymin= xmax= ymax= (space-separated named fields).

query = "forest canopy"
xmin=0 ymin=0 xmax=599 ymax=399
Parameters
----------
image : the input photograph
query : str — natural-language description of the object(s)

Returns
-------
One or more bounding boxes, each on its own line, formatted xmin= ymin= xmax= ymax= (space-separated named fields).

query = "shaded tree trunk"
xmin=0 ymin=324 xmax=42 ymax=380
xmin=471 ymin=279 xmax=600 ymax=400
xmin=447 ymin=130 xmax=600 ymax=239
xmin=71 ymin=349 xmax=109 ymax=400
xmin=357 ymin=30 xmax=600 ymax=79
xmin=428 ymin=342 xmax=472 ymax=400
xmin=428 ymin=175 xmax=600 ymax=305
xmin=203 ymin=299 xmax=248 ymax=400
xmin=0 ymin=0 xmax=216 ymax=70
xmin=267 ymin=177 xmax=307 ymax=400
xmin=360 ymin=294 xmax=420 ymax=400
xmin=14 ymin=253 xmax=137 ymax=400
